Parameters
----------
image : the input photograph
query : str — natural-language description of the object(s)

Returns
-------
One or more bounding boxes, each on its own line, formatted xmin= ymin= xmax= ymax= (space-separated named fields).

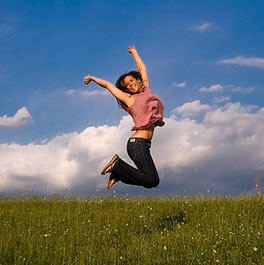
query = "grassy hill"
xmin=0 ymin=196 xmax=263 ymax=264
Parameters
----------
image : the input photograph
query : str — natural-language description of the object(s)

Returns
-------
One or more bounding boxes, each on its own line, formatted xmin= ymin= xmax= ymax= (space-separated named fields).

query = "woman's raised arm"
xmin=84 ymin=75 xmax=131 ymax=105
xmin=128 ymin=45 xmax=149 ymax=87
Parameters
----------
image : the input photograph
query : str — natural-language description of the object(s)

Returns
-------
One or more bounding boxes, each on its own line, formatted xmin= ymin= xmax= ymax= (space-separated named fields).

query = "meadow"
xmin=0 ymin=196 xmax=263 ymax=265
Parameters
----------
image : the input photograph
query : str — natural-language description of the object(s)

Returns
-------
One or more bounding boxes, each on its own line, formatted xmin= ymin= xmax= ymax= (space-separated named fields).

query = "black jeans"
xmin=110 ymin=137 xmax=160 ymax=189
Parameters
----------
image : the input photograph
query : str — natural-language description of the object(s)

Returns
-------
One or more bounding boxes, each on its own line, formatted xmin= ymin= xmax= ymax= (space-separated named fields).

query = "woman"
xmin=84 ymin=45 xmax=165 ymax=189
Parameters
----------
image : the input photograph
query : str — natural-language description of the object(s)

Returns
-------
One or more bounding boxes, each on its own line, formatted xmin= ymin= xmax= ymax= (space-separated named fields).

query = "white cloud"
xmin=0 ymin=107 xmax=33 ymax=128
xmin=1 ymin=102 xmax=264 ymax=195
xmin=66 ymin=89 xmax=76 ymax=95
xmin=66 ymin=89 xmax=109 ymax=97
xmin=172 ymin=81 xmax=186 ymax=88
xmin=219 ymin=56 xmax=264 ymax=70
xmin=200 ymin=84 xmax=223 ymax=92
xmin=227 ymin=85 xmax=255 ymax=94
xmin=0 ymin=116 xmax=133 ymax=194
xmin=172 ymin=100 xmax=211 ymax=117
xmin=192 ymin=22 xmax=212 ymax=32
xmin=214 ymin=96 xmax=231 ymax=103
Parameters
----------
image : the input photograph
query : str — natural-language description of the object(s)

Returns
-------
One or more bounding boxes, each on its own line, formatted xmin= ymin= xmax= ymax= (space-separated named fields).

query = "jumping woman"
xmin=84 ymin=45 xmax=165 ymax=190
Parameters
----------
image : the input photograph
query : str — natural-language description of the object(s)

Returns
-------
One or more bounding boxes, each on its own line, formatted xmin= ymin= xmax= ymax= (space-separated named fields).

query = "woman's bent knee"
xmin=144 ymin=178 xmax=159 ymax=189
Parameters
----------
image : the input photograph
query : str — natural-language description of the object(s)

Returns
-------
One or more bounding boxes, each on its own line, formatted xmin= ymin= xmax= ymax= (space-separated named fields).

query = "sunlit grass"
xmin=0 ymin=196 xmax=263 ymax=264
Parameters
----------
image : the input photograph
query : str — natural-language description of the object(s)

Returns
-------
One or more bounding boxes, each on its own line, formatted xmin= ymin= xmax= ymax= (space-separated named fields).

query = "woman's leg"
xmin=110 ymin=138 xmax=160 ymax=188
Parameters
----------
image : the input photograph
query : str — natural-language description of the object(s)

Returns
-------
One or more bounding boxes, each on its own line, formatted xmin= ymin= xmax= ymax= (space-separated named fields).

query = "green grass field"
xmin=0 ymin=196 xmax=263 ymax=265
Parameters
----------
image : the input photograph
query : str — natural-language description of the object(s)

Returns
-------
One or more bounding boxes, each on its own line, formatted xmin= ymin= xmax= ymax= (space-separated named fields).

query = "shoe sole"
xmin=101 ymin=154 xmax=119 ymax=175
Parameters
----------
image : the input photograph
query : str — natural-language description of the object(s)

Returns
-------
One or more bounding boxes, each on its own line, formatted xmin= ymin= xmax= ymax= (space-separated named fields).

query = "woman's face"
xmin=123 ymin=75 xmax=141 ymax=93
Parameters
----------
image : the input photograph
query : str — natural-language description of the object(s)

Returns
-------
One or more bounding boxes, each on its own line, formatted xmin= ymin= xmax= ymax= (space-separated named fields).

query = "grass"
xmin=0 ymin=196 xmax=263 ymax=264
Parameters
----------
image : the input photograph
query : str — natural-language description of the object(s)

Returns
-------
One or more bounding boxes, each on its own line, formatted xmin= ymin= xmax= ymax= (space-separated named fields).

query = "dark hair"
xmin=115 ymin=71 xmax=143 ymax=110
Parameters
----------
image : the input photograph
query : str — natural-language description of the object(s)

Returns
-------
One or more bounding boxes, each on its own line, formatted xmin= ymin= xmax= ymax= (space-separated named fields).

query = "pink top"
xmin=127 ymin=86 xmax=165 ymax=131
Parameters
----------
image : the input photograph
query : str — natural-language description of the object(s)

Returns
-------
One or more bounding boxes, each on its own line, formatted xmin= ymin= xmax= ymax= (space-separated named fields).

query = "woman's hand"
xmin=128 ymin=45 xmax=149 ymax=88
xmin=128 ymin=45 xmax=137 ymax=54
xmin=84 ymin=75 xmax=92 ymax=85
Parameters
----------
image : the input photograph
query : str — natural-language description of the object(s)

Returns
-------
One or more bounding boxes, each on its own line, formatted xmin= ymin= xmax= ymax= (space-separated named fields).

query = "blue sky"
xmin=1 ymin=0 xmax=264 ymax=195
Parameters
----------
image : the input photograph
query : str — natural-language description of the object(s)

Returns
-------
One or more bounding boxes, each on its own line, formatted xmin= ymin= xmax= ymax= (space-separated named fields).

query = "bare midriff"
xmin=131 ymin=125 xmax=155 ymax=141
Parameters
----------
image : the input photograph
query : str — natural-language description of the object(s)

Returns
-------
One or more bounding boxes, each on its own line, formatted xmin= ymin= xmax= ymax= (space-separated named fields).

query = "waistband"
xmin=128 ymin=137 xmax=151 ymax=144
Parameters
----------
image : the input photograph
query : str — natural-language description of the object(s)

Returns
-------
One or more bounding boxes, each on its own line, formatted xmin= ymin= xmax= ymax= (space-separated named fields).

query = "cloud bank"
xmin=1 ymin=101 xmax=264 ymax=195
xmin=214 ymin=96 xmax=231 ymax=103
xmin=172 ymin=81 xmax=186 ymax=88
xmin=200 ymin=84 xmax=224 ymax=92
xmin=66 ymin=89 xmax=109 ymax=97
xmin=191 ymin=22 xmax=212 ymax=32
xmin=219 ymin=56 xmax=264 ymax=70
xmin=172 ymin=100 xmax=211 ymax=117
xmin=0 ymin=107 xmax=32 ymax=128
